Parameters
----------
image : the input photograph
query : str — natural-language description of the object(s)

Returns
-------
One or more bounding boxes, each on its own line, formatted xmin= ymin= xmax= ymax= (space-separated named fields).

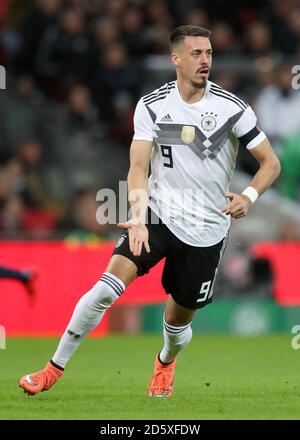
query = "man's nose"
xmin=200 ymin=53 xmax=209 ymax=64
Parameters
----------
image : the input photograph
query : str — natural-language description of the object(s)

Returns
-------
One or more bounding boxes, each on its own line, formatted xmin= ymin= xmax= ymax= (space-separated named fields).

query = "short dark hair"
xmin=170 ymin=25 xmax=211 ymax=51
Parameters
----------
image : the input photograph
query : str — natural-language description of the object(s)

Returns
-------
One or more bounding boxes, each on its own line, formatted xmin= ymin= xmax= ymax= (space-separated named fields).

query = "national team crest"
xmin=201 ymin=114 xmax=217 ymax=131
xmin=181 ymin=126 xmax=195 ymax=144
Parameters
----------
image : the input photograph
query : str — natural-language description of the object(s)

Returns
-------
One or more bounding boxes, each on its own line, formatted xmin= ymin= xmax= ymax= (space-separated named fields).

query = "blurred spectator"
xmin=212 ymin=71 xmax=241 ymax=94
xmin=0 ymin=194 xmax=58 ymax=237
xmin=268 ymin=0 xmax=299 ymax=54
xmin=211 ymin=21 xmax=241 ymax=55
xmin=16 ymin=139 xmax=47 ymax=208
xmin=146 ymin=0 xmax=172 ymax=28
xmin=108 ymin=92 xmax=135 ymax=144
xmin=64 ymin=83 xmax=100 ymax=132
xmin=257 ymin=69 xmax=275 ymax=90
xmin=58 ymin=188 xmax=111 ymax=242
xmin=104 ymin=0 xmax=128 ymax=20
xmin=170 ymin=0 xmax=202 ymax=23
xmin=244 ymin=22 xmax=273 ymax=56
xmin=120 ymin=6 xmax=149 ymax=57
xmin=45 ymin=84 xmax=105 ymax=194
xmin=74 ymin=0 xmax=102 ymax=17
xmin=144 ymin=24 xmax=170 ymax=55
xmin=0 ymin=139 xmax=60 ymax=238
xmin=21 ymin=0 xmax=62 ymax=73
xmin=144 ymin=1 xmax=172 ymax=54
xmin=0 ymin=73 xmax=45 ymax=156
xmin=91 ymin=42 xmax=140 ymax=125
xmin=35 ymin=7 xmax=90 ymax=98
xmin=287 ymin=5 xmax=300 ymax=45
xmin=93 ymin=17 xmax=120 ymax=49
xmin=0 ymin=194 xmax=25 ymax=235
xmin=0 ymin=155 xmax=24 ymax=200
xmin=255 ymin=65 xmax=300 ymax=151
xmin=182 ymin=8 xmax=209 ymax=28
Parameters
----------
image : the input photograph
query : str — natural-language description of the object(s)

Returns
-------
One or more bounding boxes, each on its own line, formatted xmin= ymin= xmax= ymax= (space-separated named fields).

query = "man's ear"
xmin=171 ymin=52 xmax=180 ymax=67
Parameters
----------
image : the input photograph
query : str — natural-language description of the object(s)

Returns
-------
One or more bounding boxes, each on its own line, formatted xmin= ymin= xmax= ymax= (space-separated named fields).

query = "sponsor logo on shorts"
xmin=116 ymin=234 xmax=126 ymax=248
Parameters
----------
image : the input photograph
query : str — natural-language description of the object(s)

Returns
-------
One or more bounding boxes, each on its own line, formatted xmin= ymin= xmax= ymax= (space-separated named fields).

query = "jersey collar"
xmin=175 ymin=80 xmax=211 ymax=108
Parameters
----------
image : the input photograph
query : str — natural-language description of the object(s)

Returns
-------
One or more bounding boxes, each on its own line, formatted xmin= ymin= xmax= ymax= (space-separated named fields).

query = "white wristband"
xmin=241 ymin=186 xmax=259 ymax=204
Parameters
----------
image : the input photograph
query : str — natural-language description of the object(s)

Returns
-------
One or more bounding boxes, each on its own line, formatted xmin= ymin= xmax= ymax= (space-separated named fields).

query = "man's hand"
xmin=221 ymin=192 xmax=252 ymax=219
xmin=117 ymin=220 xmax=150 ymax=256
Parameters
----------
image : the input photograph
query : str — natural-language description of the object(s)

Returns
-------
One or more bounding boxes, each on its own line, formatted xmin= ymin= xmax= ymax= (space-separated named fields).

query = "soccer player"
xmin=0 ymin=265 xmax=37 ymax=304
xmin=19 ymin=25 xmax=280 ymax=397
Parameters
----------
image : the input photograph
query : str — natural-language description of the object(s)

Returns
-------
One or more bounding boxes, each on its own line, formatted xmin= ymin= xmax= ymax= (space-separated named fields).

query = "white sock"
xmin=51 ymin=273 xmax=125 ymax=368
xmin=159 ymin=315 xmax=193 ymax=364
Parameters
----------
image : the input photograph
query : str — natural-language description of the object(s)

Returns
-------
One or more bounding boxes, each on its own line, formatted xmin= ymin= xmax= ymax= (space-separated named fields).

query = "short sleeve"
xmin=132 ymin=99 xmax=155 ymax=142
xmin=232 ymin=106 xmax=266 ymax=149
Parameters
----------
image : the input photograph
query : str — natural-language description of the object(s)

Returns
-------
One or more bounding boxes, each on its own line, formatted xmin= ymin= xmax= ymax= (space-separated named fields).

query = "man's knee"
xmin=105 ymin=255 xmax=138 ymax=287
xmin=80 ymin=272 xmax=126 ymax=312
xmin=164 ymin=295 xmax=196 ymax=326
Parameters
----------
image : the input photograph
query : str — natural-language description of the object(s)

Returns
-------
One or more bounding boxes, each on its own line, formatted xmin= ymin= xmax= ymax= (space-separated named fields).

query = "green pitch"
xmin=0 ymin=334 xmax=299 ymax=420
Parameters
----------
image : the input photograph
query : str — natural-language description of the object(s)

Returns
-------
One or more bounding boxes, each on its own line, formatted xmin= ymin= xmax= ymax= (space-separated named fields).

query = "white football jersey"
xmin=133 ymin=80 xmax=266 ymax=247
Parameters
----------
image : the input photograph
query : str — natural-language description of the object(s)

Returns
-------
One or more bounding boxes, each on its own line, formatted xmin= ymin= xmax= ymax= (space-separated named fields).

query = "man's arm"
xmin=118 ymin=139 xmax=153 ymax=256
xmin=244 ymin=138 xmax=281 ymax=195
xmin=222 ymin=138 xmax=281 ymax=218
xmin=127 ymin=139 xmax=153 ymax=222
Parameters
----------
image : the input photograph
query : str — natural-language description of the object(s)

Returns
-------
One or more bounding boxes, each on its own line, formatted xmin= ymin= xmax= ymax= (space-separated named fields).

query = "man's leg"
xmin=160 ymin=294 xmax=195 ymax=363
xmin=0 ymin=265 xmax=38 ymax=303
xmin=19 ymin=255 xmax=138 ymax=395
xmin=0 ymin=265 xmax=28 ymax=281
xmin=51 ymin=255 xmax=137 ymax=368
xmin=148 ymin=295 xmax=196 ymax=397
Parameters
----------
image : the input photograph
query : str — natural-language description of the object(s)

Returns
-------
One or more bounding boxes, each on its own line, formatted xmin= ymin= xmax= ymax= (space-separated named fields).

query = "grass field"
xmin=0 ymin=334 xmax=299 ymax=420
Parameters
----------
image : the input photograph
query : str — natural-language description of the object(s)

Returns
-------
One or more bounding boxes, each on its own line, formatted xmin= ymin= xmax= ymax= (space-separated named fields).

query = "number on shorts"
xmin=197 ymin=280 xmax=212 ymax=303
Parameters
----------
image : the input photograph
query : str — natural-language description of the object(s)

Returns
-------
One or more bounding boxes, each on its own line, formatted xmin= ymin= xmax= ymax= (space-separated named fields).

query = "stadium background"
xmin=1 ymin=0 xmax=300 ymax=337
xmin=0 ymin=0 xmax=300 ymax=334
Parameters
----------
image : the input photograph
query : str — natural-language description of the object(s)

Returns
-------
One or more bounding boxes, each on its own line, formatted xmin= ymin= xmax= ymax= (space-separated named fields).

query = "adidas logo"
xmin=161 ymin=114 xmax=173 ymax=122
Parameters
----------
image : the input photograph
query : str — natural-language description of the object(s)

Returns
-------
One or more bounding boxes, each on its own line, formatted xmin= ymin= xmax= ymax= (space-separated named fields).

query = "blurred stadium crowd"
xmin=0 ymin=0 xmax=300 ymax=241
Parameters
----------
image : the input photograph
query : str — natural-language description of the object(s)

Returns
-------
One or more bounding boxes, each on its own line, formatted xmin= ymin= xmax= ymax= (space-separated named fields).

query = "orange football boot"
xmin=19 ymin=362 xmax=63 ymax=395
xmin=148 ymin=354 xmax=176 ymax=397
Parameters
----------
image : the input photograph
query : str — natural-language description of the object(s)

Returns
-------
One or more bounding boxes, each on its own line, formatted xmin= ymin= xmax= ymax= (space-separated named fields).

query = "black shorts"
xmin=113 ymin=210 xmax=228 ymax=310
